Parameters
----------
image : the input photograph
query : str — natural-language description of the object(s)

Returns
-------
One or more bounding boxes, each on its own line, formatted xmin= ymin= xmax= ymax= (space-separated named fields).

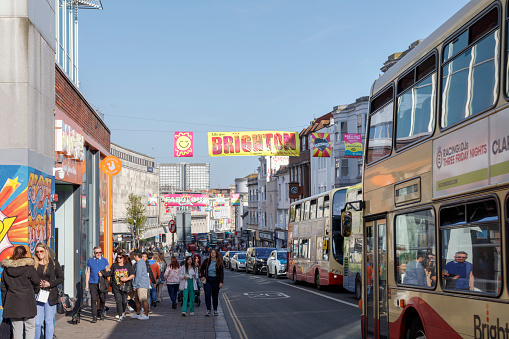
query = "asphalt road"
xmin=220 ymin=268 xmax=362 ymax=339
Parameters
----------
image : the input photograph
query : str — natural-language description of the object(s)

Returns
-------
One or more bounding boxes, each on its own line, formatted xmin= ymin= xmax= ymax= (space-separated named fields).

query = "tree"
xmin=125 ymin=193 xmax=146 ymax=249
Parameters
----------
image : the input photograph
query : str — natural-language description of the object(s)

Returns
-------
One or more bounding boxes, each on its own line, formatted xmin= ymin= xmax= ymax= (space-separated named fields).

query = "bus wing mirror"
xmin=341 ymin=211 xmax=352 ymax=237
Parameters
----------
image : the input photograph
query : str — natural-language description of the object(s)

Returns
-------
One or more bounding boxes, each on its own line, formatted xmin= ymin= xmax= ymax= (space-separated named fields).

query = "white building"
xmin=274 ymin=167 xmax=290 ymax=248
xmin=309 ymin=121 xmax=336 ymax=196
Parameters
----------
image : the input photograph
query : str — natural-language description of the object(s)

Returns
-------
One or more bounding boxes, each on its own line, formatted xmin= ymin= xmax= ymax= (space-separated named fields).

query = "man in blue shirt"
xmin=85 ymin=246 xmax=110 ymax=322
xmin=403 ymin=252 xmax=427 ymax=287
xmin=443 ymin=251 xmax=474 ymax=291
xmin=131 ymin=251 xmax=150 ymax=320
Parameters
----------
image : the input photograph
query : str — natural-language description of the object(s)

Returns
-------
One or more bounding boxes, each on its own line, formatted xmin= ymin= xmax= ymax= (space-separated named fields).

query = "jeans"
xmin=167 ymin=283 xmax=179 ymax=304
xmin=35 ymin=300 xmax=56 ymax=339
xmin=150 ymin=283 xmax=157 ymax=304
xmin=204 ymin=276 xmax=219 ymax=311
xmin=182 ymin=279 xmax=195 ymax=313
xmin=113 ymin=289 xmax=128 ymax=317
xmin=11 ymin=317 xmax=35 ymax=339
xmin=89 ymin=283 xmax=106 ymax=317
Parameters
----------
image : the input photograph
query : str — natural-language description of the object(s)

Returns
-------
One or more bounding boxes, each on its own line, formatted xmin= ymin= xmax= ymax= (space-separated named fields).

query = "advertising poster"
xmin=163 ymin=194 xmax=208 ymax=206
xmin=344 ymin=133 xmax=363 ymax=158
xmin=231 ymin=193 xmax=240 ymax=206
xmin=312 ymin=133 xmax=331 ymax=157
xmin=148 ymin=194 xmax=158 ymax=206
xmin=208 ymin=131 xmax=300 ymax=157
xmin=174 ymin=132 xmax=194 ymax=157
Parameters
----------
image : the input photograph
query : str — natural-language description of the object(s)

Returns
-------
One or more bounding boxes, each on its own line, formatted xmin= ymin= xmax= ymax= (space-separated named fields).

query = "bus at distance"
xmin=359 ymin=1 xmax=509 ymax=338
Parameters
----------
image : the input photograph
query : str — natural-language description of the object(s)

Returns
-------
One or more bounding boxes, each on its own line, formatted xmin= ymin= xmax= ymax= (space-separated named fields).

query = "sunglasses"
xmin=95 ymin=252 xmax=102 ymax=254
xmin=36 ymin=250 xmax=45 ymax=254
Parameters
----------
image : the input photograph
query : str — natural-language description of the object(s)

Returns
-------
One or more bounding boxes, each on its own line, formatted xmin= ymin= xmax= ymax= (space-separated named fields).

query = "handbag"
xmin=0 ymin=319 xmax=10 ymax=338
xmin=119 ymin=282 xmax=132 ymax=293
xmin=179 ymin=279 xmax=186 ymax=291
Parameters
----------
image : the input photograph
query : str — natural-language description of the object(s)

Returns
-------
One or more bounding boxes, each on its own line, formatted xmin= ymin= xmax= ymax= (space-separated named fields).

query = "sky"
xmin=78 ymin=0 xmax=469 ymax=188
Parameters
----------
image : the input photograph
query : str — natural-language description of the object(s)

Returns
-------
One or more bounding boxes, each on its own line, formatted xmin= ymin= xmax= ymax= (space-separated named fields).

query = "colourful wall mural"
xmin=0 ymin=165 xmax=54 ymax=318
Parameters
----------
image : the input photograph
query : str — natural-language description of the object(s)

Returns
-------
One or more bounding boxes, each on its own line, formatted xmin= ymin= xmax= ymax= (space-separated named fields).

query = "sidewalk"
xmin=54 ymin=288 xmax=231 ymax=339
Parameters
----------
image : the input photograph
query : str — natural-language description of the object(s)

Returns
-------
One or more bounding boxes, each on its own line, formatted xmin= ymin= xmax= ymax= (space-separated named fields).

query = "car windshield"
xmin=255 ymin=248 xmax=273 ymax=257
xmin=277 ymin=252 xmax=286 ymax=260
xmin=237 ymin=254 xmax=246 ymax=259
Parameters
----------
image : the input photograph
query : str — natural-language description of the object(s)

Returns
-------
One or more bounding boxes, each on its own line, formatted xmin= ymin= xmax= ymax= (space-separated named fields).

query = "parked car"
xmin=245 ymin=247 xmax=276 ymax=275
xmin=230 ymin=252 xmax=246 ymax=271
xmin=223 ymin=251 xmax=239 ymax=269
xmin=267 ymin=250 xmax=288 ymax=278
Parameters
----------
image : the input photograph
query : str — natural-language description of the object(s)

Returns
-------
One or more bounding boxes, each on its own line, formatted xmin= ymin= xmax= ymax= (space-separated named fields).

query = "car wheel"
xmin=267 ymin=265 xmax=271 ymax=277
xmin=274 ymin=266 xmax=279 ymax=279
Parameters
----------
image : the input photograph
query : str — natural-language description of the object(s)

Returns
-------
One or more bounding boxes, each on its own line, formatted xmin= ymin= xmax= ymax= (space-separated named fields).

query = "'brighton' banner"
xmin=163 ymin=194 xmax=208 ymax=206
xmin=208 ymin=131 xmax=300 ymax=157
xmin=344 ymin=133 xmax=363 ymax=158
xmin=312 ymin=133 xmax=331 ymax=157
xmin=174 ymin=132 xmax=193 ymax=157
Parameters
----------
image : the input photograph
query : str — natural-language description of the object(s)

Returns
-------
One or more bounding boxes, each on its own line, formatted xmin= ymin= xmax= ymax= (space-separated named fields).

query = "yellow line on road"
xmin=222 ymin=293 xmax=248 ymax=339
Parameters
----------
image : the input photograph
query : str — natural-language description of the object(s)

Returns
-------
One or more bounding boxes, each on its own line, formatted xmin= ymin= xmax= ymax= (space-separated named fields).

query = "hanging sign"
xmin=344 ymin=133 xmax=363 ymax=158
xmin=101 ymin=156 xmax=122 ymax=176
xmin=174 ymin=132 xmax=194 ymax=157
xmin=312 ymin=133 xmax=331 ymax=157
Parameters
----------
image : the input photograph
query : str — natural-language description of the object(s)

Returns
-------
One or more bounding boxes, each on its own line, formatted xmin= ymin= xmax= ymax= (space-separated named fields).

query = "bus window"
xmin=331 ymin=233 xmax=344 ymax=264
xmin=322 ymin=237 xmax=330 ymax=261
xmin=395 ymin=209 xmax=436 ymax=288
xmin=295 ymin=204 xmax=301 ymax=222
xmin=292 ymin=239 xmax=299 ymax=258
xmin=300 ymin=239 xmax=309 ymax=259
xmin=324 ymin=195 xmax=330 ymax=218
xmin=310 ymin=199 xmax=317 ymax=219
xmin=290 ymin=205 xmax=296 ymax=223
xmin=441 ymin=7 xmax=499 ymax=129
xmin=303 ymin=201 xmax=310 ymax=221
xmin=332 ymin=190 xmax=347 ymax=217
xmin=367 ymin=86 xmax=394 ymax=164
xmin=317 ymin=196 xmax=324 ymax=219
xmin=440 ymin=199 xmax=501 ymax=295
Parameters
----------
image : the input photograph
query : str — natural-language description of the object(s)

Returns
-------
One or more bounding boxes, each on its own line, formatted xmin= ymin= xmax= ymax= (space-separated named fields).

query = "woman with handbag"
xmin=193 ymin=254 xmax=202 ymax=305
xmin=105 ymin=253 xmax=134 ymax=322
xmin=33 ymin=242 xmax=64 ymax=339
xmin=200 ymin=249 xmax=224 ymax=316
xmin=179 ymin=256 xmax=198 ymax=317
xmin=164 ymin=256 xmax=180 ymax=309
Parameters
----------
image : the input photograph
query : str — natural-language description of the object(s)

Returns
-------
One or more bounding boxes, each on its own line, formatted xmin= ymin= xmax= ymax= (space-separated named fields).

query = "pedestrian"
xmin=193 ymin=254 xmax=202 ymax=304
xmin=130 ymin=251 xmax=150 ymax=320
xmin=1 ymin=245 xmax=40 ymax=339
xmin=104 ymin=253 xmax=134 ymax=322
xmin=156 ymin=253 xmax=167 ymax=303
xmin=179 ymin=256 xmax=198 ymax=317
xmin=164 ymin=256 xmax=180 ymax=309
xmin=33 ymin=243 xmax=64 ymax=339
xmin=144 ymin=252 xmax=160 ymax=307
xmin=85 ymin=246 xmax=109 ymax=323
xmin=200 ymin=249 xmax=224 ymax=316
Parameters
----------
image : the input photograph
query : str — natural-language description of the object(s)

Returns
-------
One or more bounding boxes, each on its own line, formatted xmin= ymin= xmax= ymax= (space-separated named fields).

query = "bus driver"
xmin=442 ymin=251 xmax=474 ymax=291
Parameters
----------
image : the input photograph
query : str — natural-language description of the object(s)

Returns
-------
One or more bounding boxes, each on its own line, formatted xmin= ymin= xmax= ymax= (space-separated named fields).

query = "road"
xmin=220 ymin=268 xmax=362 ymax=339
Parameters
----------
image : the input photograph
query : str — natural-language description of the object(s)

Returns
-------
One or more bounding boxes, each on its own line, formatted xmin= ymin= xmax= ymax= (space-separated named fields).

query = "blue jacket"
xmin=133 ymin=260 xmax=150 ymax=289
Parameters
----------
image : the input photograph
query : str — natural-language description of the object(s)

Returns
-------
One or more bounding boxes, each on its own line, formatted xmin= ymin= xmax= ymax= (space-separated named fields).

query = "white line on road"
xmin=277 ymin=281 xmax=358 ymax=308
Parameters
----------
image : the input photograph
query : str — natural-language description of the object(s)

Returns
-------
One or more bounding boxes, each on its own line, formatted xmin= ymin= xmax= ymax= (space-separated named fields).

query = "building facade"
xmin=246 ymin=173 xmax=259 ymax=247
xmin=274 ymin=167 xmax=290 ymax=248
xmin=158 ymin=163 xmax=210 ymax=193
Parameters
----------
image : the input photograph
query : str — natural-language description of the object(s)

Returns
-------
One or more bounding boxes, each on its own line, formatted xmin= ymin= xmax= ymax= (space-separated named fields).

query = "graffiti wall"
xmin=0 ymin=165 xmax=54 ymax=318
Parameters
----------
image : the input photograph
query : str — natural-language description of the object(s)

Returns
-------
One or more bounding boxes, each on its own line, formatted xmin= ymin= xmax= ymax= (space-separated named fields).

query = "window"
xmin=341 ymin=121 xmax=348 ymax=141
xmin=322 ymin=237 xmax=330 ymax=260
xmin=396 ymin=54 xmax=436 ymax=150
xmin=440 ymin=199 xmax=501 ymax=294
xmin=395 ymin=209 xmax=436 ymax=288
xmin=367 ymin=86 xmax=394 ymax=164
xmin=441 ymin=7 xmax=499 ymax=129
xmin=300 ymin=239 xmax=310 ymax=259
xmin=357 ymin=115 xmax=363 ymax=134
xmin=309 ymin=199 xmax=317 ymax=219
xmin=290 ymin=205 xmax=296 ymax=223
xmin=317 ymin=196 xmax=324 ymax=219
xmin=292 ymin=239 xmax=299 ymax=258
xmin=341 ymin=159 xmax=349 ymax=177
xmin=303 ymin=201 xmax=310 ymax=221
xmin=295 ymin=204 xmax=301 ymax=222
xmin=324 ymin=195 xmax=330 ymax=218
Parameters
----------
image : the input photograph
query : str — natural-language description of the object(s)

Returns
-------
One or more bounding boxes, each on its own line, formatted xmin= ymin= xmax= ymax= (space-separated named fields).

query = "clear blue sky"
xmin=78 ymin=0 xmax=468 ymax=188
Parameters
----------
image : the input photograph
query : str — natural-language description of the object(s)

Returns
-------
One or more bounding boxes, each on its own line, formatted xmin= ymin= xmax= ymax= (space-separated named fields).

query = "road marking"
xmin=223 ymin=292 xmax=248 ymax=339
xmin=244 ymin=291 xmax=290 ymax=299
xmin=277 ymin=281 xmax=358 ymax=308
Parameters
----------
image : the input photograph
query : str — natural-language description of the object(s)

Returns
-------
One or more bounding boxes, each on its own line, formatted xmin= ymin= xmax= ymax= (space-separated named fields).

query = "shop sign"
xmin=55 ymin=120 xmax=85 ymax=161
xmin=101 ymin=156 xmax=122 ymax=176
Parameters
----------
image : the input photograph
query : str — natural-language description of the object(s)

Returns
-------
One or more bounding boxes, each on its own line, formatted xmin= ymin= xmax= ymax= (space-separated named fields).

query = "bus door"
xmin=364 ymin=217 xmax=388 ymax=339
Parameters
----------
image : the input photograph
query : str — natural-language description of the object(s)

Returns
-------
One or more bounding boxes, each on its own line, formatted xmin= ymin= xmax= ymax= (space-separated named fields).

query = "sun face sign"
xmin=174 ymin=132 xmax=194 ymax=157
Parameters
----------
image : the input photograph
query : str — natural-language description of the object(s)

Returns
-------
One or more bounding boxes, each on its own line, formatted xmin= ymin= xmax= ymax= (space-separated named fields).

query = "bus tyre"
xmin=315 ymin=271 xmax=322 ymax=290
xmin=355 ymin=278 xmax=361 ymax=300
xmin=405 ymin=316 xmax=425 ymax=339
xmin=292 ymin=268 xmax=298 ymax=284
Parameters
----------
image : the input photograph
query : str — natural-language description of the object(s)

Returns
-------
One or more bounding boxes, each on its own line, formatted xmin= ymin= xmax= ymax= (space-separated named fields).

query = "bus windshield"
xmin=332 ymin=190 xmax=347 ymax=217
xmin=332 ymin=233 xmax=344 ymax=263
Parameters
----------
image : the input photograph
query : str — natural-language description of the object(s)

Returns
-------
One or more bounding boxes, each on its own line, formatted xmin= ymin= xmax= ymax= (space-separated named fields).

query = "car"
xmin=223 ymin=251 xmax=239 ymax=269
xmin=245 ymin=247 xmax=276 ymax=275
xmin=267 ymin=250 xmax=288 ymax=278
xmin=230 ymin=252 xmax=246 ymax=271
xmin=220 ymin=251 xmax=226 ymax=259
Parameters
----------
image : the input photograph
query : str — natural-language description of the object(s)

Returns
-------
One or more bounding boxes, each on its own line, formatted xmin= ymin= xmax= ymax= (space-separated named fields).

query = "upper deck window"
xmin=396 ymin=54 xmax=436 ymax=150
xmin=367 ymin=86 xmax=394 ymax=164
xmin=441 ymin=7 xmax=500 ymax=129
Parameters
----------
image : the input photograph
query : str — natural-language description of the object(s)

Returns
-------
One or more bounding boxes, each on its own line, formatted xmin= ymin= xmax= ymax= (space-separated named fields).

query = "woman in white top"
xmin=179 ymin=256 xmax=198 ymax=316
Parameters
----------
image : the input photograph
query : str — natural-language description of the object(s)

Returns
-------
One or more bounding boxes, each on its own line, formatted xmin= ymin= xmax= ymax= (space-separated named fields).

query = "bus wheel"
xmin=315 ymin=271 xmax=322 ymax=290
xmin=292 ymin=268 xmax=298 ymax=284
xmin=405 ymin=316 xmax=425 ymax=339
xmin=355 ymin=277 xmax=361 ymax=300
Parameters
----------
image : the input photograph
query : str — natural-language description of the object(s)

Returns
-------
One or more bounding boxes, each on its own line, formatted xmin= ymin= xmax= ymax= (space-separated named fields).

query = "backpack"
xmin=146 ymin=261 xmax=156 ymax=284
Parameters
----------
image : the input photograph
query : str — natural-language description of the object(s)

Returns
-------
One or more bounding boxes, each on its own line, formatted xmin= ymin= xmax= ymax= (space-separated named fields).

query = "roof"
xmin=300 ymin=112 xmax=333 ymax=137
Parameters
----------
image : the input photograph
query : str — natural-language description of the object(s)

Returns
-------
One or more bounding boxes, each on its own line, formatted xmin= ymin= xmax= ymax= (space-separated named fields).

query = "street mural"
xmin=0 ymin=165 xmax=54 ymax=318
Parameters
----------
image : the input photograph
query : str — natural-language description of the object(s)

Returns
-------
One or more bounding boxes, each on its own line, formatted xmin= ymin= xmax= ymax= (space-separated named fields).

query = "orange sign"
xmin=101 ymin=156 xmax=122 ymax=176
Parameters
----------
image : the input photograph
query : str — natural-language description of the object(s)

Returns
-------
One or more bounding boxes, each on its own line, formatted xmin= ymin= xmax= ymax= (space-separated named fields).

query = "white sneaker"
xmin=190 ymin=312 xmax=194 ymax=316
xmin=127 ymin=306 xmax=134 ymax=312
xmin=115 ymin=315 xmax=120 ymax=319
xmin=138 ymin=314 xmax=149 ymax=320
xmin=130 ymin=313 xmax=141 ymax=319
xmin=205 ymin=310 xmax=211 ymax=316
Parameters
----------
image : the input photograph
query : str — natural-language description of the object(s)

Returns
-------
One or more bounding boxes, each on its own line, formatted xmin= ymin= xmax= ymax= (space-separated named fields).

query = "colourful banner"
xmin=344 ymin=133 xmax=363 ymax=158
xmin=174 ymin=132 xmax=194 ymax=157
xmin=163 ymin=194 xmax=208 ymax=206
xmin=208 ymin=131 xmax=300 ymax=157
xmin=148 ymin=194 xmax=158 ymax=206
xmin=312 ymin=133 xmax=331 ymax=157
xmin=231 ymin=193 xmax=240 ymax=206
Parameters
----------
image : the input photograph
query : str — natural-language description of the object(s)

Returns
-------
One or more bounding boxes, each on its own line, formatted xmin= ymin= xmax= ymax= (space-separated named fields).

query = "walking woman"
xmin=179 ymin=256 xmax=198 ymax=317
xmin=105 ymin=253 xmax=134 ymax=322
xmin=156 ymin=253 xmax=167 ymax=302
xmin=193 ymin=254 xmax=202 ymax=304
xmin=164 ymin=256 xmax=180 ymax=309
xmin=34 ymin=243 xmax=64 ymax=339
xmin=1 ymin=245 xmax=40 ymax=339
xmin=200 ymin=249 xmax=224 ymax=316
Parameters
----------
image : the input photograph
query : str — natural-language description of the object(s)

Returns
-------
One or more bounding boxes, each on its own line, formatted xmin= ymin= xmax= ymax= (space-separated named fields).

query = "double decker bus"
xmin=287 ymin=185 xmax=363 ymax=289
xmin=359 ymin=1 xmax=509 ymax=338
